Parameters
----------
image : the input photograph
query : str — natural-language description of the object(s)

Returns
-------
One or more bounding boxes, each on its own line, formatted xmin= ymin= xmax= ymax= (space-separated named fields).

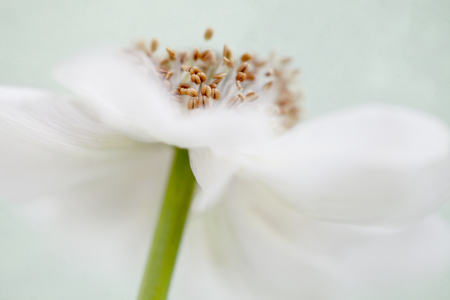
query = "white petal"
xmin=0 ymin=86 xmax=174 ymax=271
xmin=189 ymin=147 xmax=238 ymax=211
xmin=0 ymin=86 xmax=133 ymax=150
xmin=170 ymin=177 xmax=450 ymax=300
xmin=0 ymin=86 xmax=147 ymax=202
xmin=55 ymin=49 xmax=272 ymax=149
xmin=16 ymin=144 xmax=173 ymax=275
xmin=244 ymin=104 xmax=450 ymax=225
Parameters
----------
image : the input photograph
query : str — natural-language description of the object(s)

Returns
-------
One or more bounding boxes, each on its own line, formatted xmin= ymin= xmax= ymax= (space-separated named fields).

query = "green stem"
xmin=138 ymin=147 xmax=196 ymax=300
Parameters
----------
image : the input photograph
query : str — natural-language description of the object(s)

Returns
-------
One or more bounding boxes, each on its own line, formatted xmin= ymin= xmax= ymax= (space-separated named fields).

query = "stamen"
xmin=151 ymin=38 xmax=159 ymax=52
xmin=226 ymin=96 xmax=240 ymax=108
xmin=211 ymin=87 xmax=221 ymax=100
xmin=198 ymin=95 xmax=210 ymax=108
xmin=188 ymin=66 xmax=207 ymax=84
xmin=241 ymin=53 xmax=252 ymax=62
xmin=223 ymin=57 xmax=235 ymax=68
xmin=236 ymin=72 xmax=246 ymax=82
xmin=245 ymin=72 xmax=255 ymax=80
xmin=182 ymin=65 xmax=192 ymax=72
xmin=237 ymin=62 xmax=249 ymax=73
xmin=201 ymin=85 xmax=212 ymax=98
xmin=213 ymin=72 xmax=227 ymax=79
xmin=191 ymin=74 xmax=201 ymax=84
xmin=204 ymin=28 xmax=214 ymax=41
xmin=200 ymin=50 xmax=214 ymax=62
xmin=223 ymin=44 xmax=232 ymax=59
xmin=193 ymin=48 xmax=200 ymax=61
xmin=166 ymin=47 xmax=176 ymax=60
xmin=132 ymin=28 xmax=302 ymax=130
xmin=165 ymin=71 xmax=173 ymax=80
xmin=136 ymin=40 xmax=151 ymax=56
xmin=187 ymin=97 xmax=198 ymax=110
xmin=236 ymin=80 xmax=243 ymax=91
xmin=280 ymin=57 xmax=291 ymax=64
xmin=263 ymin=81 xmax=273 ymax=90
xmin=212 ymin=78 xmax=223 ymax=85
xmin=179 ymin=83 xmax=191 ymax=88
xmin=179 ymin=52 xmax=188 ymax=63
xmin=156 ymin=66 xmax=169 ymax=74
xmin=245 ymin=92 xmax=259 ymax=102
xmin=187 ymin=88 xmax=198 ymax=97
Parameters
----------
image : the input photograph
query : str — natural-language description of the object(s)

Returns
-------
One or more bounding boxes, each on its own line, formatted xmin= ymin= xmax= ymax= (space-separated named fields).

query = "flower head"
xmin=55 ymin=29 xmax=302 ymax=152
xmin=2 ymin=27 xmax=450 ymax=299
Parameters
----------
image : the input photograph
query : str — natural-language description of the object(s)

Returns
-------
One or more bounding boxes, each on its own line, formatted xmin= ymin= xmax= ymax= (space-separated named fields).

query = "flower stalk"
xmin=138 ymin=147 xmax=196 ymax=300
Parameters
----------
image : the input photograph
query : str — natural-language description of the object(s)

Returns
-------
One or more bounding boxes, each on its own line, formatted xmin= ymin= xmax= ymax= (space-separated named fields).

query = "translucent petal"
xmin=170 ymin=177 xmax=450 ymax=300
xmin=189 ymin=147 xmax=238 ymax=211
xmin=244 ymin=104 xmax=450 ymax=225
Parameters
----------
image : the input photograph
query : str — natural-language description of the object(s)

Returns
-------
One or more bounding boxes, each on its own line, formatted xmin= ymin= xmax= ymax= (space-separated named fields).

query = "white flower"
xmin=1 ymin=40 xmax=450 ymax=298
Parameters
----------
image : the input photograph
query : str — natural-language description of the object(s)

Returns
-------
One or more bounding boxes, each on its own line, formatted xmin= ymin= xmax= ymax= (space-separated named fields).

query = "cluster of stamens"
xmin=133 ymin=27 xmax=303 ymax=129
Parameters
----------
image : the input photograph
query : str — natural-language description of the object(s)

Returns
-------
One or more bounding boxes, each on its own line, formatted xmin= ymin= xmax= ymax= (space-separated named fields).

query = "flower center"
xmin=132 ymin=28 xmax=303 ymax=130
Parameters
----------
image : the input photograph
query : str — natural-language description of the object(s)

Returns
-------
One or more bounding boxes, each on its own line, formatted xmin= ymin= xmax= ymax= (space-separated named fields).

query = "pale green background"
xmin=1 ymin=0 xmax=450 ymax=299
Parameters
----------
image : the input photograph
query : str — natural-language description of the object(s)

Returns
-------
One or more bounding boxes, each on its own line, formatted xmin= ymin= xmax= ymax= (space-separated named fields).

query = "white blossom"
xmin=1 ymin=46 xmax=450 ymax=298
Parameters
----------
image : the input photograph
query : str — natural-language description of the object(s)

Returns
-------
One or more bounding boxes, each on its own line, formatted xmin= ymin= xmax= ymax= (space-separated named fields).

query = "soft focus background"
xmin=1 ymin=0 xmax=450 ymax=299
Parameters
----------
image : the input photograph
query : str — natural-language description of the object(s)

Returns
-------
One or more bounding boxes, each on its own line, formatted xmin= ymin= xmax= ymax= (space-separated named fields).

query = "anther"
xmin=280 ymin=57 xmax=292 ymax=64
xmin=187 ymin=88 xmax=199 ymax=97
xmin=165 ymin=71 xmax=173 ymax=80
xmin=191 ymin=74 xmax=201 ymax=84
xmin=265 ymin=68 xmax=274 ymax=76
xmin=236 ymin=72 xmax=246 ymax=82
xmin=209 ymin=83 xmax=217 ymax=89
xmin=223 ymin=44 xmax=232 ymax=59
xmin=252 ymin=57 xmax=266 ymax=68
xmin=179 ymin=83 xmax=191 ymax=88
xmin=226 ymin=96 xmax=239 ymax=108
xmin=198 ymin=95 xmax=210 ymax=108
xmin=245 ymin=73 xmax=255 ymax=80
xmin=200 ymin=50 xmax=213 ymax=61
xmin=156 ymin=66 xmax=169 ymax=74
xmin=187 ymin=97 xmax=198 ymax=110
xmin=245 ymin=92 xmax=259 ymax=102
xmin=203 ymin=96 xmax=211 ymax=108
xmin=201 ymin=85 xmax=212 ymax=98
xmin=179 ymin=52 xmax=188 ymax=63
xmin=237 ymin=62 xmax=249 ymax=73
xmin=211 ymin=87 xmax=221 ymax=100
xmin=241 ymin=53 xmax=252 ymax=62
xmin=236 ymin=80 xmax=243 ymax=91
xmin=213 ymin=72 xmax=227 ymax=79
xmin=136 ymin=40 xmax=151 ymax=56
xmin=199 ymin=72 xmax=207 ymax=82
xmin=263 ymin=81 xmax=273 ymax=90
xmin=193 ymin=48 xmax=200 ymax=60
xmin=204 ymin=28 xmax=214 ymax=41
xmin=166 ymin=47 xmax=176 ymax=60
xmin=151 ymin=38 xmax=159 ymax=52
xmin=223 ymin=57 xmax=235 ymax=68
